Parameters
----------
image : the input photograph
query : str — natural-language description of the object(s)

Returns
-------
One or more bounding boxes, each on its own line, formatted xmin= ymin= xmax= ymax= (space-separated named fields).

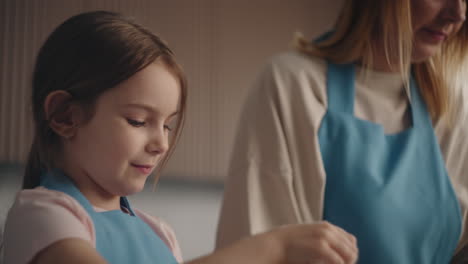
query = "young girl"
xmin=2 ymin=11 xmax=358 ymax=264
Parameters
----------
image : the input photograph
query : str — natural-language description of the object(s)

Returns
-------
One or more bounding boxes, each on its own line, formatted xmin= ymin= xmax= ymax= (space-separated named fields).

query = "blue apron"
xmin=318 ymin=62 xmax=461 ymax=263
xmin=40 ymin=170 xmax=178 ymax=264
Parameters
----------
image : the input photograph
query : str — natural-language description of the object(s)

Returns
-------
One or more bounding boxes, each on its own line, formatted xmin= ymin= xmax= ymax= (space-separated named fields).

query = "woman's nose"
xmin=443 ymin=0 xmax=466 ymax=23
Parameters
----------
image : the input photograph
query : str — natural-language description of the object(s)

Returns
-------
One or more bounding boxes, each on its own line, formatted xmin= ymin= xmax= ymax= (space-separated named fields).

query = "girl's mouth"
xmin=131 ymin=164 xmax=153 ymax=175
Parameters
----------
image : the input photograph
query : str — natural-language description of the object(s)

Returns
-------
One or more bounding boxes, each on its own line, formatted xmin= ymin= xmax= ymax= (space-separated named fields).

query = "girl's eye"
xmin=127 ymin=119 xmax=146 ymax=127
xmin=164 ymin=124 xmax=173 ymax=132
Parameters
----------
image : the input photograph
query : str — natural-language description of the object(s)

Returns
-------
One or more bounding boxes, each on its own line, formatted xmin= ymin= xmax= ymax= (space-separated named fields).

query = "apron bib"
xmin=318 ymin=62 xmax=461 ymax=263
xmin=40 ymin=170 xmax=178 ymax=264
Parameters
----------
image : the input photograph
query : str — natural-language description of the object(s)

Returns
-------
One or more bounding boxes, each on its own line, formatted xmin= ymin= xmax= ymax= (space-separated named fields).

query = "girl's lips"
xmin=131 ymin=164 xmax=153 ymax=175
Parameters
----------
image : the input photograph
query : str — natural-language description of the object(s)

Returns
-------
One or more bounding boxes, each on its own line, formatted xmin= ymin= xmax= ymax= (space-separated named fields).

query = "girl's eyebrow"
xmin=122 ymin=103 xmax=179 ymax=117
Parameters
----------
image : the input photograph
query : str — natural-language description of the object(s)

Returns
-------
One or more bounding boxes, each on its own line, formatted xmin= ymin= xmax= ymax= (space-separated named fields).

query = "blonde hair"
xmin=295 ymin=0 xmax=468 ymax=120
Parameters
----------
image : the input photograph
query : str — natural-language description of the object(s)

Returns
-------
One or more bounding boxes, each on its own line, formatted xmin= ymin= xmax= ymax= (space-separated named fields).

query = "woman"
xmin=216 ymin=0 xmax=468 ymax=263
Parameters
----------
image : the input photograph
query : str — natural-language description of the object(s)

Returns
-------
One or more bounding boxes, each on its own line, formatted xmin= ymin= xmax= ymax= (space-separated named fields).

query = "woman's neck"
xmin=368 ymin=38 xmax=404 ymax=73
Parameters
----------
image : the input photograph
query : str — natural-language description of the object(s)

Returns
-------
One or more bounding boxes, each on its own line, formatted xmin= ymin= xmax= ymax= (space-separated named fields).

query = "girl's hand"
xmin=269 ymin=221 xmax=358 ymax=264
xmin=31 ymin=238 xmax=108 ymax=264
xmin=187 ymin=221 xmax=358 ymax=264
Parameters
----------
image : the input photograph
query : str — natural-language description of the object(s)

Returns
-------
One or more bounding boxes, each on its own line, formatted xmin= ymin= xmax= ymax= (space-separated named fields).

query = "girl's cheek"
xmin=119 ymin=127 xmax=148 ymax=149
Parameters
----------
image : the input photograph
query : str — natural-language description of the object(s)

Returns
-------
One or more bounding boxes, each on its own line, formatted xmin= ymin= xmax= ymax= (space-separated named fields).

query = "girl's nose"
xmin=146 ymin=129 xmax=169 ymax=155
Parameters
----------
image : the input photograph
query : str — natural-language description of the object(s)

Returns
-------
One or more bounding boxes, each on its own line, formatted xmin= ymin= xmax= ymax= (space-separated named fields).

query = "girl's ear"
xmin=44 ymin=90 xmax=84 ymax=140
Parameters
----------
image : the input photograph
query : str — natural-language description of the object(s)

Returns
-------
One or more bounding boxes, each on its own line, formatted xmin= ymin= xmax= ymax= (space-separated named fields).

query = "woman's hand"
xmin=187 ymin=221 xmax=358 ymax=264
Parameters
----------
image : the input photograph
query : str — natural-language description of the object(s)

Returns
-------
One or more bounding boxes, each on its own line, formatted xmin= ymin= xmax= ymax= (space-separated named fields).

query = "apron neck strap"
xmin=326 ymin=62 xmax=355 ymax=114
xmin=40 ymin=169 xmax=134 ymax=215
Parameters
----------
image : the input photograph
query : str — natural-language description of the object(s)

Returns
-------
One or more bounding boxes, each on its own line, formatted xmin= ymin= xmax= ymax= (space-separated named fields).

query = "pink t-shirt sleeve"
xmin=134 ymin=209 xmax=184 ymax=263
xmin=3 ymin=187 xmax=95 ymax=264
xmin=3 ymin=187 xmax=183 ymax=264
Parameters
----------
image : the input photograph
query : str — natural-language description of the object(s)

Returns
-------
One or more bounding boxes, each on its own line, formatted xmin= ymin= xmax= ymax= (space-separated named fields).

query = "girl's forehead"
xmin=99 ymin=63 xmax=181 ymax=111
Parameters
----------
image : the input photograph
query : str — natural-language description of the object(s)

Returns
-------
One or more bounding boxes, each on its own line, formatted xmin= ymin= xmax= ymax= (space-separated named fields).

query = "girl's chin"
xmin=110 ymin=180 xmax=146 ymax=197
xmin=119 ymin=186 xmax=145 ymax=196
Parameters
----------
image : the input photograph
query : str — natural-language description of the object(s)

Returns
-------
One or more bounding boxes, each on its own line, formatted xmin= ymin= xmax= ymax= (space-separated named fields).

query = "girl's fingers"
xmin=327 ymin=235 xmax=358 ymax=264
xmin=315 ymin=222 xmax=358 ymax=264
xmin=322 ymin=221 xmax=357 ymax=248
xmin=333 ymin=224 xmax=358 ymax=253
xmin=282 ymin=222 xmax=358 ymax=264
xmin=315 ymin=240 xmax=346 ymax=264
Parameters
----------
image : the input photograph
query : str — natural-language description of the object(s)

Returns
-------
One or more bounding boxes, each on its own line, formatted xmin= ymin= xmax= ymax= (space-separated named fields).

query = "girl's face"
xmin=411 ymin=0 xmax=466 ymax=62
xmin=69 ymin=62 xmax=180 ymax=198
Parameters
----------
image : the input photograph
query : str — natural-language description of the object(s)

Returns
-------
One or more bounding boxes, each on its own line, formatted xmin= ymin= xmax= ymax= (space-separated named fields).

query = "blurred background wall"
xmin=0 ymin=0 xmax=343 ymax=261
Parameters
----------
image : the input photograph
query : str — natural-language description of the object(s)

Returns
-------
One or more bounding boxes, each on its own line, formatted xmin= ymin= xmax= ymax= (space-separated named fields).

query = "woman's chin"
xmin=411 ymin=44 xmax=441 ymax=63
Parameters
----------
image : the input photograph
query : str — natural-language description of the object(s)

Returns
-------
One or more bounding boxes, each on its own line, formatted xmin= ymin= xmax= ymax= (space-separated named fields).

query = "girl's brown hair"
xmin=23 ymin=11 xmax=187 ymax=189
xmin=295 ymin=0 xmax=468 ymax=120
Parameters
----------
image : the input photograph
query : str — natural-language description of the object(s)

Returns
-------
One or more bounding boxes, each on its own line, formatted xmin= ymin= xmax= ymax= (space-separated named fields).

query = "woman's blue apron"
xmin=40 ymin=170 xmax=178 ymax=264
xmin=318 ymin=62 xmax=461 ymax=263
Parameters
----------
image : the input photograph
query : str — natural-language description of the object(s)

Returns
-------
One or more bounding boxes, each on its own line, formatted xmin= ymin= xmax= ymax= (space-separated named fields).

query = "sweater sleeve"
xmin=215 ymin=51 xmax=328 ymax=249
xmin=435 ymin=107 xmax=468 ymax=261
xmin=3 ymin=187 xmax=95 ymax=264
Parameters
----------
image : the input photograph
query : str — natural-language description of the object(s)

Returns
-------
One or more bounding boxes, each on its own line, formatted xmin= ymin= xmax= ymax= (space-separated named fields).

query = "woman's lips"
xmin=423 ymin=28 xmax=448 ymax=42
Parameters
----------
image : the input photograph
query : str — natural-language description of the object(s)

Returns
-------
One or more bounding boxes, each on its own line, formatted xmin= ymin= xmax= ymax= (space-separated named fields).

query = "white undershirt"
xmin=354 ymin=65 xmax=411 ymax=133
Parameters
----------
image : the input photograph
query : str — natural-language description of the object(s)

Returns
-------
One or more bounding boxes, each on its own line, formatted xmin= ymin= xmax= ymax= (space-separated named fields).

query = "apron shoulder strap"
xmin=326 ymin=62 xmax=355 ymax=114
